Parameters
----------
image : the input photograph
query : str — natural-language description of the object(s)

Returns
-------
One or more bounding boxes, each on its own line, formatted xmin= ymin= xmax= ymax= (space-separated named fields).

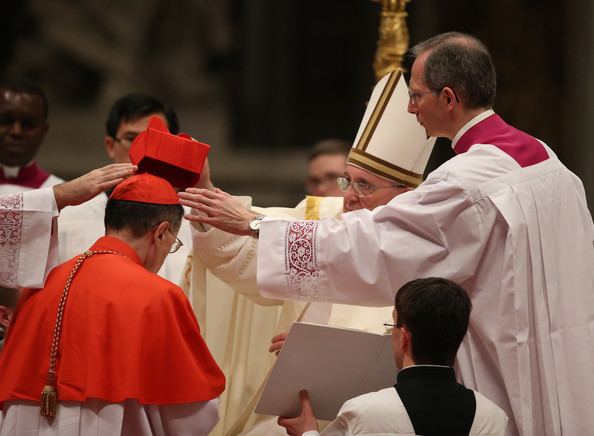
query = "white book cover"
xmin=255 ymin=322 xmax=396 ymax=420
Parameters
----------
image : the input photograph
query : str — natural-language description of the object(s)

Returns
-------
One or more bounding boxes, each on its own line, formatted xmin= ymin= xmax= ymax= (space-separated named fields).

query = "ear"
xmin=104 ymin=136 xmax=116 ymax=160
xmin=0 ymin=306 xmax=12 ymax=329
xmin=400 ymin=326 xmax=411 ymax=354
xmin=442 ymin=87 xmax=457 ymax=108
xmin=152 ymin=221 xmax=170 ymax=242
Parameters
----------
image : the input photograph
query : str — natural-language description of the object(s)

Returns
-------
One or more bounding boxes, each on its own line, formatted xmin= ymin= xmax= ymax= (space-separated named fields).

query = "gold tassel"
xmin=40 ymin=372 xmax=57 ymax=417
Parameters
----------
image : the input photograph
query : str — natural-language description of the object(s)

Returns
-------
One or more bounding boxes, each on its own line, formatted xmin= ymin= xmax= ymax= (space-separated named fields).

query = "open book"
xmin=255 ymin=322 xmax=396 ymax=420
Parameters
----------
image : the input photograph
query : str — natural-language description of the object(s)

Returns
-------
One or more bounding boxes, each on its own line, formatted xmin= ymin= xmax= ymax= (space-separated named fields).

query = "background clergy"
xmin=0 ymin=173 xmax=225 ymax=435
xmin=179 ymin=70 xmax=435 ymax=435
xmin=0 ymin=78 xmax=63 ymax=195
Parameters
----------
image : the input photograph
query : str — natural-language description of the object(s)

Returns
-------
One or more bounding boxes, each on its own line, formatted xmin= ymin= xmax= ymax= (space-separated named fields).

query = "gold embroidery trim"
xmin=304 ymin=196 xmax=323 ymax=220
xmin=354 ymin=70 xmax=402 ymax=153
xmin=348 ymin=149 xmax=422 ymax=188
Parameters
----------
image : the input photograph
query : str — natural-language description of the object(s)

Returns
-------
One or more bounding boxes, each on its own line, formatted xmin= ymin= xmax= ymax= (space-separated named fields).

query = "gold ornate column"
xmin=372 ymin=0 xmax=411 ymax=81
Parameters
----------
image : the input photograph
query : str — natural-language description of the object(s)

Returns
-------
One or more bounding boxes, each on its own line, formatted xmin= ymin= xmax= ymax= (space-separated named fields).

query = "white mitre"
xmin=348 ymin=70 xmax=436 ymax=188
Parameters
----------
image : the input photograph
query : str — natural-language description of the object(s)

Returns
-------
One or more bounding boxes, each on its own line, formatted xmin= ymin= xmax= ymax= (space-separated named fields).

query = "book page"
xmin=255 ymin=322 xmax=396 ymax=420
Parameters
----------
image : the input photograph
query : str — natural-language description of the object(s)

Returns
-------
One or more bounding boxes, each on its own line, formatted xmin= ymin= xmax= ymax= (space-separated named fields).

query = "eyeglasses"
xmin=408 ymin=87 xmax=460 ymax=105
xmin=383 ymin=321 xmax=407 ymax=333
xmin=168 ymin=230 xmax=184 ymax=254
xmin=337 ymin=176 xmax=402 ymax=196
xmin=383 ymin=322 xmax=396 ymax=333
xmin=408 ymin=89 xmax=434 ymax=105
xmin=113 ymin=134 xmax=138 ymax=149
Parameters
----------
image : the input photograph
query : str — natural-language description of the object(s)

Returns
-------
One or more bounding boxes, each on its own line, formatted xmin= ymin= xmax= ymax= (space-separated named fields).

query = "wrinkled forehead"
xmin=345 ymin=162 xmax=393 ymax=184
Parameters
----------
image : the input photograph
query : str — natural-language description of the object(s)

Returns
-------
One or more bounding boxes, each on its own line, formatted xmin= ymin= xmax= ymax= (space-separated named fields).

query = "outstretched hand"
xmin=179 ymin=187 xmax=257 ymax=236
xmin=278 ymin=390 xmax=319 ymax=436
xmin=53 ymin=163 xmax=137 ymax=210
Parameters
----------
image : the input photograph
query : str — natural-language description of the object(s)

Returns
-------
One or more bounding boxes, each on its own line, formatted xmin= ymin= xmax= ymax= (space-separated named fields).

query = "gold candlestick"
xmin=372 ymin=0 xmax=411 ymax=81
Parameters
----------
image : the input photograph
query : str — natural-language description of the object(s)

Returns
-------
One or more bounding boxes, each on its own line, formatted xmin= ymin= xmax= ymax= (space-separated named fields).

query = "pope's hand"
xmin=269 ymin=332 xmax=288 ymax=355
xmin=53 ymin=163 xmax=137 ymax=210
xmin=278 ymin=390 xmax=319 ymax=436
xmin=179 ymin=187 xmax=257 ymax=236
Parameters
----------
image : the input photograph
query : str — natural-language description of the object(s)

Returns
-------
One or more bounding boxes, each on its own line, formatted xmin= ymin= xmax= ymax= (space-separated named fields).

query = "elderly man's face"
xmin=105 ymin=112 xmax=169 ymax=164
xmin=0 ymin=89 xmax=48 ymax=167
xmin=342 ymin=165 xmax=408 ymax=212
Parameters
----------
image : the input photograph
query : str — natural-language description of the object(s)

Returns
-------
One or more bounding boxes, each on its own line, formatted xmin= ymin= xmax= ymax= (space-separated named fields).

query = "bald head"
xmin=411 ymin=32 xmax=496 ymax=109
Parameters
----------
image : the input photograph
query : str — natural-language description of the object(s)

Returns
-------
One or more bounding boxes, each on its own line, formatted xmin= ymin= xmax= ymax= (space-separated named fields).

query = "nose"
xmin=343 ymin=186 xmax=359 ymax=209
xmin=8 ymin=121 xmax=23 ymax=137
xmin=407 ymin=99 xmax=416 ymax=114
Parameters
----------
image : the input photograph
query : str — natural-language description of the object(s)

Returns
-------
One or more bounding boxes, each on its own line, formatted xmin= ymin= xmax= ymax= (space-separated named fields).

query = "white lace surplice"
xmin=0 ymin=398 xmax=219 ymax=436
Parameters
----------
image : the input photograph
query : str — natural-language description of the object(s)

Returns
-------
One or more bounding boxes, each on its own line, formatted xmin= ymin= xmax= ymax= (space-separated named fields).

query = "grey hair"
xmin=411 ymin=32 xmax=496 ymax=109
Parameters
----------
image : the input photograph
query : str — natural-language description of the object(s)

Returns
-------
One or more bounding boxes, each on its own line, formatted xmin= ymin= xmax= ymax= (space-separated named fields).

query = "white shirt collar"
xmin=451 ymin=109 xmax=495 ymax=149
xmin=401 ymin=364 xmax=452 ymax=370
xmin=1 ymin=164 xmax=21 ymax=178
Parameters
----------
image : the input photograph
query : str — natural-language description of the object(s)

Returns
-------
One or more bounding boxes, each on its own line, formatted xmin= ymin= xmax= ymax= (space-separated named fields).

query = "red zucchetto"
xmin=109 ymin=173 xmax=179 ymax=205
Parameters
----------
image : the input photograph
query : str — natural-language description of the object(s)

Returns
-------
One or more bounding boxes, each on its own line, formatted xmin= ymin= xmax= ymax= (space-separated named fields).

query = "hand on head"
xmin=53 ymin=163 xmax=137 ymax=210
xmin=278 ymin=390 xmax=319 ymax=436
xmin=179 ymin=187 xmax=257 ymax=236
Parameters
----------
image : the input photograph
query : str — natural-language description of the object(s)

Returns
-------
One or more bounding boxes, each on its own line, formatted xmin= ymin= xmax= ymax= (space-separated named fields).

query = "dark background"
xmin=1 ymin=0 xmax=592 ymax=207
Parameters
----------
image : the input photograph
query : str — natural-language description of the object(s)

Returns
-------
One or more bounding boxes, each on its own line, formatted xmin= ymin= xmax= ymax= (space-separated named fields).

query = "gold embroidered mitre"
xmin=348 ymin=70 xmax=435 ymax=187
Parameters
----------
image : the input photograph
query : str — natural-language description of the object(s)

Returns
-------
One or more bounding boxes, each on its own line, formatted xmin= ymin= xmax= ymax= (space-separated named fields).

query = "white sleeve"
xmin=316 ymin=397 xmax=360 ymax=436
xmin=0 ymin=188 xmax=59 ymax=288
xmin=191 ymin=221 xmax=283 ymax=306
xmin=257 ymin=176 xmax=485 ymax=306
xmin=190 ymin=197 xmax=312 ymax=306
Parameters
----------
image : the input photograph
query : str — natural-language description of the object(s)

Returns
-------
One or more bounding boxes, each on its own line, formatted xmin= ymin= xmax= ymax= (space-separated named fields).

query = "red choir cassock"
xmin=0 ymin=174 xmax=225 ymax=434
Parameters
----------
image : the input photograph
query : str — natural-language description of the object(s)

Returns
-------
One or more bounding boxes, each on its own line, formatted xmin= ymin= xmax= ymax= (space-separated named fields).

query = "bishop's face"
xmin=144 ymin=221 xmax=181 ymax=273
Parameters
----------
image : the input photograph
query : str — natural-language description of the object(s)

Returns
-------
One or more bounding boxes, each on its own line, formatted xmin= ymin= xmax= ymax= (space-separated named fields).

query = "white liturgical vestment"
xmin=0 ymin=188 xmax=59 ymax=288
xmin=0 ymin=398 xmax=219 ymax=436
xmin=185 ymin=196 xmax=392 ymax=435
xmin=257 ymin=111 xmax=594 ymax=436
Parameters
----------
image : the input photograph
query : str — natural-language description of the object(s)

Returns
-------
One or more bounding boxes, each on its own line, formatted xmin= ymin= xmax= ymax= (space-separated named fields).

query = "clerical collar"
xmin=0 ymin=161 xmax=50 ymax=189
xmin=397 ymin=365 xmax=456 ymax=384
xmin=451 ymin=109 xmax=495 ymax=150
xmin=1 ymin=164 xmax=24 ymax=178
